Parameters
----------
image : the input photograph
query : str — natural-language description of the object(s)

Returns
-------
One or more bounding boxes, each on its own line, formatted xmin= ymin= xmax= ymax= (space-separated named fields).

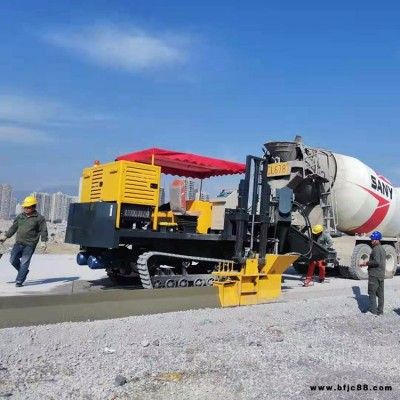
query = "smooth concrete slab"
xmin=0 ymin=287 xmax=221 ymax=328
xmin=0 ymin=253 xmax=106 ymax=296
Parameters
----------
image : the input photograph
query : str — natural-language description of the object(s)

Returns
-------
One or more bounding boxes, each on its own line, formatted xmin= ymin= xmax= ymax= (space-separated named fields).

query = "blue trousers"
xmin=9 ymin=242 xmax=36 ymax=284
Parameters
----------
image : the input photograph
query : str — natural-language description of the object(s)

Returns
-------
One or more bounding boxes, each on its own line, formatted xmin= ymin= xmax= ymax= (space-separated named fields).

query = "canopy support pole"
xmin=199 ymin=179 xmax=203 ymax=200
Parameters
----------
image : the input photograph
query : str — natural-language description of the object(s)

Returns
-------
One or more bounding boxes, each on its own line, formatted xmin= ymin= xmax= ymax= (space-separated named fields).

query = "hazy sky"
xmin=1 ymin=0 xmax=400 ymax=197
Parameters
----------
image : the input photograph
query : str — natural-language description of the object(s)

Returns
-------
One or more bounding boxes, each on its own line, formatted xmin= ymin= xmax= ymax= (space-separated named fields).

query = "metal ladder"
xmin=304 ymin=148 xmax=338 ymax=233
xmin=320 ymin=184 xmax=337 ymax=233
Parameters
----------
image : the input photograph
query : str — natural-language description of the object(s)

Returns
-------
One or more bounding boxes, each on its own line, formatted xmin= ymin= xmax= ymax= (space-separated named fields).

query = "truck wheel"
xmin=382 ymin=244 xmax=398 ymax=279
xmin=349 ymin=244 xmax=370 ymax=280
xmin=293 ymin=262 xmax=308 ymax=275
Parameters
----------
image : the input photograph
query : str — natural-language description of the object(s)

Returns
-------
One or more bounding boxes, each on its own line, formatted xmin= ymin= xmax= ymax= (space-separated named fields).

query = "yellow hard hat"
xmin=22 ymin=196 xmax=37 ymax=207
xmin=312 ymin=224 xmax=323 ymax=235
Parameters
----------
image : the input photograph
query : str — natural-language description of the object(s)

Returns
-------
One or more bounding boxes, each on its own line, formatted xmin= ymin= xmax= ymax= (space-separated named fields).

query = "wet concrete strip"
xmin=1 ymin=271 xmax=386 ymax=329
xmin=0 ymin=286 xmax=221 ymax=329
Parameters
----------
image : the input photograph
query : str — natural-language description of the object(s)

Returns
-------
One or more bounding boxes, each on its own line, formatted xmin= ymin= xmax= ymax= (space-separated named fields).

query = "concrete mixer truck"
xmin=265 ymin=136 xmax=399 ymax=280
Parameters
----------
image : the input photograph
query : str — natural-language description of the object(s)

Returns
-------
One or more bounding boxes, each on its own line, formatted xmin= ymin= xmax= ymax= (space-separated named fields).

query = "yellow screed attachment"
xmin=212 ymin=254 xmax=299 ymax=307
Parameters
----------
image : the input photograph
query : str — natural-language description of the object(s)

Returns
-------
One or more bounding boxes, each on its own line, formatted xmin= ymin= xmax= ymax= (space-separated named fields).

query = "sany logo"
xmin=371 ymin=174 xmax=393 ymax=200
xmin=348 ymin=174 xmax=392 ymax=234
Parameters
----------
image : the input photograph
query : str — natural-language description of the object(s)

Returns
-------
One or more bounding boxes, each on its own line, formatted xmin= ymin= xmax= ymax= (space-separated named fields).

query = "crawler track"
xmin=137 ymin=251 xmax=233 ymax=289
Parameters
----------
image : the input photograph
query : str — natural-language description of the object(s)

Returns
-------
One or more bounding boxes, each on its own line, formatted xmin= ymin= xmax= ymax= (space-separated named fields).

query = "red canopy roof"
xmin=116 ymin=148 xmax=246 ymax=179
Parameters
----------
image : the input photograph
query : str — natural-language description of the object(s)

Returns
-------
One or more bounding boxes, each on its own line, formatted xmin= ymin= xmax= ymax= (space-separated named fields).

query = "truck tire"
xmin=348 ymin=244 xmax=370 ymax=280
xmin=293 ymin=262 xmax=308 ymax=275
xmin=382 ymin=244 xmax=398 ymax=279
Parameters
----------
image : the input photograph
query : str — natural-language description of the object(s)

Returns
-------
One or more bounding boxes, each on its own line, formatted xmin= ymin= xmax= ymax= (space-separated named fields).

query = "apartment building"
xmin=184 ymin=178 xmax=197 ymax=201
xmin=0 ymin=184 xmax=13 ymax=219
xmin=32 ymin=192 xmax=52 ymax=220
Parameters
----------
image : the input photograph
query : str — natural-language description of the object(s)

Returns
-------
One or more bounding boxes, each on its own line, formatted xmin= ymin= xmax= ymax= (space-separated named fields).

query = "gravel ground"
xmin=1 ymin=282 xmax=400 ymax=400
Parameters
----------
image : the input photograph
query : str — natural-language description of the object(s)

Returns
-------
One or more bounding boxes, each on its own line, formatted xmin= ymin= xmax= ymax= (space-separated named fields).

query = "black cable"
xmin=292 ymin=201 xmax=313 ymax=259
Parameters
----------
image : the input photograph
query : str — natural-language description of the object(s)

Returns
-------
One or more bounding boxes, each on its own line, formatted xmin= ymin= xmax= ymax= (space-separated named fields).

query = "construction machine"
xmin=65 ymin=147 xmax=335 ymax=294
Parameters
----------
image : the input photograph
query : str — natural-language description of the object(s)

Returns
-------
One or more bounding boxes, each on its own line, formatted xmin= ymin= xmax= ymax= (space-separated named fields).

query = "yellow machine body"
xmin=156 ymin=200 xmax=212 ymax=234
xmin=80 ymin=160 xmax=161 ymax=228
xmin=212 ymin=255 xmax=299 ymax=307
xmin=185 ymin=200 xmax=212 ymax=234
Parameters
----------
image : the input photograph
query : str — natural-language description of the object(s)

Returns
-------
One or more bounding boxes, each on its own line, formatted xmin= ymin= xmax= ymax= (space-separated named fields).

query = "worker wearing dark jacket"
xmin=359 ymin=231 xmax=386 ymax=315
xmin=303 ymin=224 xmax=333 ymax=287
xmin=0 ymin=196 xmax=48 ymax=287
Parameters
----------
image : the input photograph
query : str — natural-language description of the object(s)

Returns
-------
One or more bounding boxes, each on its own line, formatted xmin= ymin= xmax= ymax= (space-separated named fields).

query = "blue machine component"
xmin=76 ymin=252 xmax=89 ymax=266
xmin=87 ymin=255 xmax=106 ymax=270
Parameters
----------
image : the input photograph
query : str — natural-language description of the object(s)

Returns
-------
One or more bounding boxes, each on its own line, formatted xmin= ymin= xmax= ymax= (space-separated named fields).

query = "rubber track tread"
xmin=136 ymin=251 xmax=233 ymax=290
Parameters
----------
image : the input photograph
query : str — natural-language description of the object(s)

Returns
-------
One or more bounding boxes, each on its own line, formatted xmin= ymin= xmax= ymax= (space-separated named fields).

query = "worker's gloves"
xmin=39 ymin=241 xmax=47 ymax=251
xmin=0 ymin=235 xmax=7 ymax=243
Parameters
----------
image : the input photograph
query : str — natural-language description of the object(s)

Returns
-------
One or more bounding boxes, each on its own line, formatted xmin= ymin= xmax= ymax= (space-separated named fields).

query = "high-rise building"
xmin=196 ymin=191 xmax=210 ymax=201
xmin=184 ymin=178 xmax=197 ymax=201
xmin=50 ymin=192 xmax=79 ymax=222
xmin=15 ymin=203 xmax=22 ymax=215
xmin=0 ymin=184 xmax=12 ymax=219
xmin=9 ymin=197 xmax=17 ymax=218
xmin=159 ymin=187 xmax=165 ymax=205
xmin=50 ymin=192 xmax=65 ymax=222
xmin=32 ymin=192 xmax=52 ymax=220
